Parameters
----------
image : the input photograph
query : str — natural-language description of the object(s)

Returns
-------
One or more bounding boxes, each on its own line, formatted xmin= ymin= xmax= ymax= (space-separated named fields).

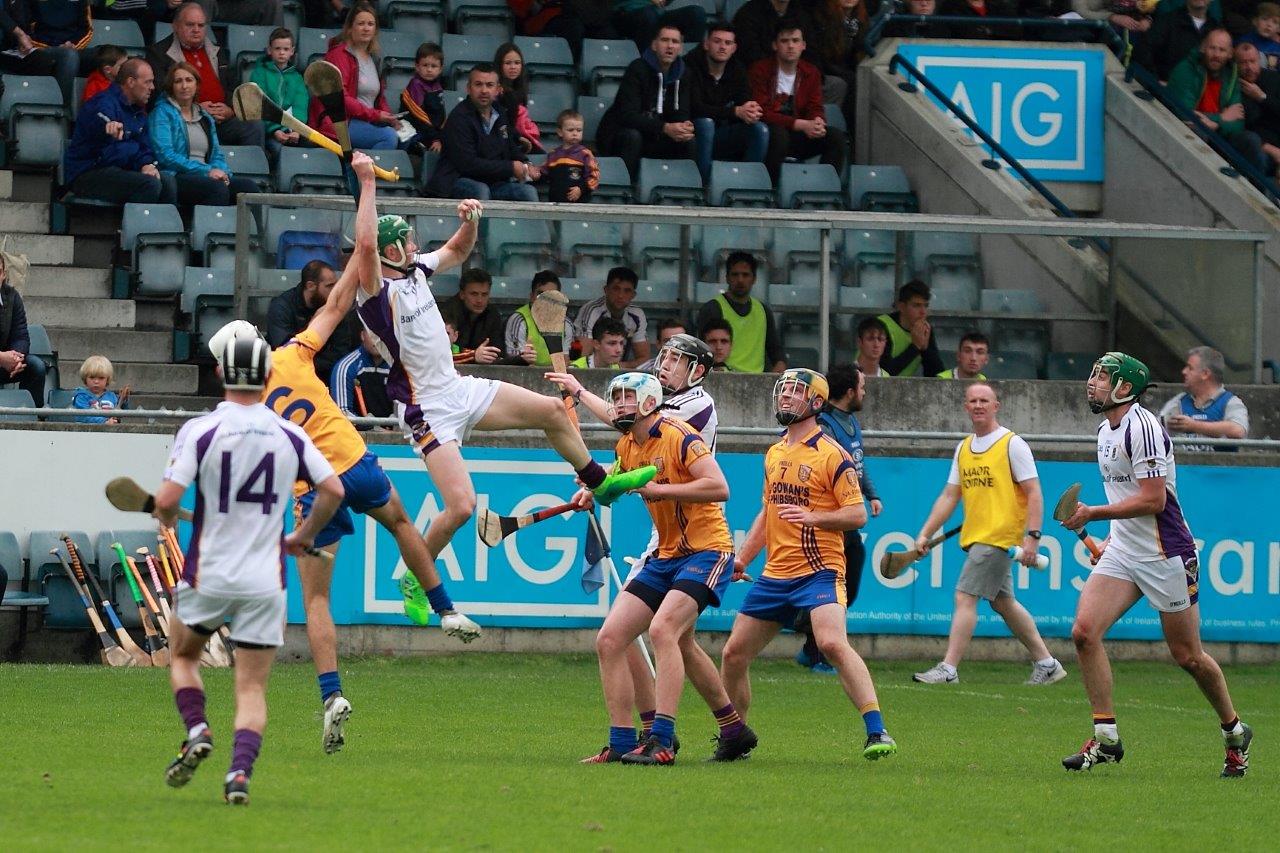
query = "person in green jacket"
xmin=249 ymin=28 xmax=311 ymax=160
xmin=1166 ymin=28 xmax=1268 ymax=173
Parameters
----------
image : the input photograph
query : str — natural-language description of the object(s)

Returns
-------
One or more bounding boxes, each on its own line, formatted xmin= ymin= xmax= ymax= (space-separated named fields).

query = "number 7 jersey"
xmin=165 ymin=401 xmax=336 ymax=597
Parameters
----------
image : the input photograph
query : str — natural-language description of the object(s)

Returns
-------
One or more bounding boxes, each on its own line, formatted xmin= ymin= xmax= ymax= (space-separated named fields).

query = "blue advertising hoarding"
xmin=275 ymin=444 xmax=1280 ymax=643
xmin=896 ymin=43 xmax=1106 ymax=182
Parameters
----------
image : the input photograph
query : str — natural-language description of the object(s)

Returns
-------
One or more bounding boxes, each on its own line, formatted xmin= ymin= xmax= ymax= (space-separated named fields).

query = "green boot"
xmin=591 ymin=465 xmax=657 ymax=507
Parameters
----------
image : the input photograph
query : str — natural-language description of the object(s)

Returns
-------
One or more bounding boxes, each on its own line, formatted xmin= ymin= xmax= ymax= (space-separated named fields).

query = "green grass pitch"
xmin=0 ymin=655 xmax=1272 ymax=851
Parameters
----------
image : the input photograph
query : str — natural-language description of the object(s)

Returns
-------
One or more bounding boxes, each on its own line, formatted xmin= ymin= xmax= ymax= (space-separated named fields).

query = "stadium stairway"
xmin=0 ymin=170 xmax=214 ymax=410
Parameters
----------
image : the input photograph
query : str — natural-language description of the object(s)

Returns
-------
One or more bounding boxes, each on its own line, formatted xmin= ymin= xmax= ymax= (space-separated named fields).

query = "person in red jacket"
xmin=309 ymin=2 xmax=402 ymax=150
xmin=748 ymin=20 xmax=847 ymax=182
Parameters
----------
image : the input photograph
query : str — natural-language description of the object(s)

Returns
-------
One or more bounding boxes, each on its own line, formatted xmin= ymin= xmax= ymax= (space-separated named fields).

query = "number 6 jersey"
xmin=165 ymin=401 xmax=335 ymax=596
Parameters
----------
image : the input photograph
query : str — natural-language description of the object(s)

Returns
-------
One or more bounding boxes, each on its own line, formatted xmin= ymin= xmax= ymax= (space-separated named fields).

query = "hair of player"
xmin=531 ymin=269 xmax=560 ymax=291
xmin=724 ymin=250 xmax=757 ymax=275
xmin=268 ymin=26 xmax=294 ymax=46
xmin=856 ymin=315 xmax=889 ymax=339
xmin=461 ymin=267 xmax=492 ymax=288
xmin=300 ymin=259 xmax=334 ymax=288
xmin=825 ymin=363 xmax=858 ymax=400
xmin=960 ymin=331 xmax=989 ymax=348
xmin=592 ymin=316 xmax=627 ymax=341
xmin=416 ymin=41 xmax=443 ymax=61
xmin=700 ymin=317 xmax=733 ymax=340
xmin=606 ymin=266 xmax=638 ymax=286
xmin=897 ymin=278 xmax=931 ymax=303
xmin=93 ymin=44 xmax=128 ymax=70
xmin=1188 ymin=345 xmax=1226 ymax=383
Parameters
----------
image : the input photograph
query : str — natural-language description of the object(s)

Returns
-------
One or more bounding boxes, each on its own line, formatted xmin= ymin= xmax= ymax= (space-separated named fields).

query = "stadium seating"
xmin=225 ymin=24 xmax=272 ymax=82
xmin=192 ymin=205 xmax=259 ymax=269
xmin=593 ymin=156 xmax=633 ymax=204
xmin=847 ymin=165 xmax=919 ymax=212
xmin=843 ymin=229 xmax=897 ymax=290
xmin=637 ymin=278 xmax=680 ymax=304
xmin=929 ymin=284 xmax=977 ymax=311
xmin=526 ymin=90 xmax=575 ymax=138
xmin=278 ymin=147 xmax=347 ymax=195
xmin=276 ymin=230 xmax=340 ymax=269
xmin=87 ymin=19 xmax=146 ymax=50
xmin=484 ymin=216 xmax=555 ymax=278
xmin=558 ymin=220 xmax=626 ymax=280
xmin=778 ymin=163 xmax=843 ymax=210
xmin=633 ymin=222 xmax=698 ymax=284
xmin=26 ymin=324 xmax=57 ymax=395
xmin=223 ymin=145 xmax=274 ymax=192
xmin=380 ymin=29 xmax=423 ymax=97
xmin=578 ymin=95 xmax=611 ymax=148
xmin=838 ymin=283 xmax=895 ymax=311
xmin=637 ymin=158 xmax=704 ymax=206
xmin=264 ymin=208 xmax=342 ymax=262
xmin=771 ymin=227 xmax=840 ymax=288
xmin=452 ymin=0 xmax=514 ymax=39
xmin=985 ymin=351 xmax=1040 ymax=380
xmin=45 ymin=387 xmax=76 ymax=421
xmin=258 ymin=268 xmax=296 ymax=296
xmin=442 ymin=34 xmax=505 ymax=88
xmin=708 ymin=161 xmax=773 ymax=208
xmin=1046 ymin=351 xmax=1095 ymax=381
xmin=980 ymin=289 xmax=1043 ymax=315
xmin=30 ymin=530 xmax=94 ymax=630
xmin=694 ymin=280 xmax=723 ymax=304
xmin=0 ymin=74 xmax=67 ymax=167
xmin=96 ymin=530 xmax=159 ymax=630
xmin=0 ymin=388 xmax=37 ymax=421
xmin=380 ymin=0 xmax=445 ymax=43
xmin=120 ymin=203 xmax=190 ymax=296
xmin=516 ymin=36 xmax=577 ymax=114
xmin=298 ymin=27 xmax=342 ymax=66
xmin=359 ymin=148 xmax=418 ymax=197
xmin=700 ymin=225 xmax=769 ymax=281
xmin=581 ymin=39 xmax=638 ymax=101
xmin=0 ymin=532 xmax=47 ymax=634
xmin=181 ymin=267 xmax=235 ymax=352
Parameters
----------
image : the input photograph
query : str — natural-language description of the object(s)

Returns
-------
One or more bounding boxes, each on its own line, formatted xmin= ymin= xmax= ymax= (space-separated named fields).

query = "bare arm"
xmin=1080 ymin=475 xmax=1166 ymax=522
xmin=1176 ymin=418 xmax=1247 ymax=439
xmin=430 ymin=200 xmax=482 ymax=274
xmin=153 ymin=480 xmax=186 ymax=527
xmin=736 ymin=509 xmax=767 ymax=567
xmin=777 ymin=501 xmax=866 ymax=532
xmin=348 ymin=153 xmax=382 ymax=298
xmin=1015 ymin=477 xmax=1044 ymax=566
xmin=543 ymin=371 xmax=610 ymax=424
xmin=286 ymin=474 xmax=344 ymax=553
xmin=639 ymin=453 xmax=728 ymax=504
xmin=915 ymin=483 xmax=961 ymax=551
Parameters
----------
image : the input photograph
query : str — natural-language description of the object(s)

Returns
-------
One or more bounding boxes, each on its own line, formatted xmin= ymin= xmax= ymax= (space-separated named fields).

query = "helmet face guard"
xmin=1088 ymin=352 xmax=1151 ymax=414
xmin=773 ymin=369 xmax=829 ymax=426
xmin=606 ymin=372 xmax=663 ymax=432
xmin=656 ymin=333 xmax=713 ymax=393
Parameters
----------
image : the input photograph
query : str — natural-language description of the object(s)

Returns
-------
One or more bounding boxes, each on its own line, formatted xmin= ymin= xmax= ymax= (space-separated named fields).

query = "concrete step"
xmin=22 ymin=266 xmax=111 ymax=298
xmin=59 ymin=360 xmax=199 ymax=395
xmin=0 ymin=170 xmax=12 ymax=200
xmin=48 ymin=327 xmax=172 ymax=363
xmin=133 ymin=300 xmax=178 ymax=331
xmin=73 ymin=235 xmax=116 ymax=269
xmin=131 ymin=394 xmax=221 ymax=413
xmin=23 ymin=296 xmax=134 ymax=329
xmin=0 ymin=201 xmax=50 ymax=233
xmin=0 ymin=234 xmax=75 ymax=266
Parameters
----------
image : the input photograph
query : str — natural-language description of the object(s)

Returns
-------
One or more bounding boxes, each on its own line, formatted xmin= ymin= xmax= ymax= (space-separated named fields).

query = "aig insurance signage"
xmin=896 ymin=43 xmax=1105 ymax=182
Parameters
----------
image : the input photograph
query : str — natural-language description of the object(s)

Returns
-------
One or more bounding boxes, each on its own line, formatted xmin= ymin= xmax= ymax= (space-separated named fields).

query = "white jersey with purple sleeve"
xmin=1096 ymin=403 xmax=1196 ymax=562
xmin=355 ymin=250 xmax=459 ymax=405
xmin=164 ymin=401 xmax=335 ymax=597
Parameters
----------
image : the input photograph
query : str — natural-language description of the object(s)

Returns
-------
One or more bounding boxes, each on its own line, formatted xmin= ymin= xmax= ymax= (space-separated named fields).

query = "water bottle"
xmin=1008 ymin=546 xmax=1049 ymax=569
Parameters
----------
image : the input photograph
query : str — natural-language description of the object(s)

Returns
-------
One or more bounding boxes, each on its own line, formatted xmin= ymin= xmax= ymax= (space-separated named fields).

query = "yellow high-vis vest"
xmin=957 ymin=431 xmax=1027 ymax=550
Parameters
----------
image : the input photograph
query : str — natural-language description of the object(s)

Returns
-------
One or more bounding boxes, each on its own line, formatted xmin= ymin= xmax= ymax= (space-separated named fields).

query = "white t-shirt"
xmin=947 ymin=426 xmax=1037 ymax=485
xmin=573 ymin=296 xmax=648 ymax=360
xmin=165 ymin=402 xmax=334 ymax=597
xmin=776 ymin=69 xmax=797 ymax=96
xmin=1096 ymin=404 xmax=1196 ymax=561
xmin=356 ymin=251 xmax=459 ymax=406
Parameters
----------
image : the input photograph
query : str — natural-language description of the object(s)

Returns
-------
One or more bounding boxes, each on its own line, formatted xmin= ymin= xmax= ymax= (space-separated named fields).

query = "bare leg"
xmin=595 ymin=592 xmax=655 ymax=727
xmin=297 ymin=542 xmax=339 ymax=675
xmin=942 ymin=589 xmax=979 ymax=668
xmin=420 ymin=442 xmax=477 ymax=559
xmin=990 ymin=593 xmax=1052 ymax=661
xmin=679 ymin=629 xmax=733 ymax=711
xmin=1070 ymin=574 xmax=1143 ymax=717
xmin=626 ymin=641 xmax=656 ymax=716
xmin=475 ymin=382 xmax=593 ymax=469
xmin=1161 ymin=605 xmax=1238 ymax=724
xmin=719 ymin=614 xmax=781 ymax=720
xmin=168 ymin=617 xmax=206 ymax=693
xmin=647 ymin=591 xmax=701 ymax=719
xmin=367 ymin=488 xmax=447 ymax=593
xmin=810 ymin=604 xmax=880 ymax=709
xmin=232 ymin=646 xmax=276 ymax=734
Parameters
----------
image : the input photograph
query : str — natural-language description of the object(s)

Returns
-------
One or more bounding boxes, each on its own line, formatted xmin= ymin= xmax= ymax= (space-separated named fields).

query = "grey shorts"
xmin=956 ymin=543 xmax=1014 ymax=601
xmin=173 ymin=584 xmax=287 ymax=648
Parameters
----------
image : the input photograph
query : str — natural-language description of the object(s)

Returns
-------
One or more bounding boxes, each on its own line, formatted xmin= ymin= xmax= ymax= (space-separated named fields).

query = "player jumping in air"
xmin=720 ymin=369 xmax=897 ymax=762
xmin=156 ymin=329 xmax=344 ymax=805
xmin=549 ymin=334 xmax=724 ymax=754
xmin=354 ymin=199 xmax=655 ymax=590
xmin=1060 ymin=352 xmax=1252 ymax=777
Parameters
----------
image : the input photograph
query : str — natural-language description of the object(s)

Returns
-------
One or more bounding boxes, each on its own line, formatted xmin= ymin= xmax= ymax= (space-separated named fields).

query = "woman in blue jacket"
xmin=148 ymin=61 xmax=259 ymax=206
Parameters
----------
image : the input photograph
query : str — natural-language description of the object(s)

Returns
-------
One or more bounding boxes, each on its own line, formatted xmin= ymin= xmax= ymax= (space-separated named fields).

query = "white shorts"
xmin=397 ymin=375 xmax=499 ymax=455
xmin=626 ymin=527 xmax=662 ymax=583
xmin=1091 ymin=548 xmax=1200 ymax=613
xmin=173 ymin=584 xmax=288 ymax=647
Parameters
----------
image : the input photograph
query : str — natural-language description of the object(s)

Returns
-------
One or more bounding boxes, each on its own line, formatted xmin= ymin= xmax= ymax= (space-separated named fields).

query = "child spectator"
xmin=571 ymin=317 xmax=626 ymax=368
xmin=402 ymin=41 xmax=446 ymax=153
xmin=330 ymin=329 xmax=392 ymax=423
xmin=83 ymin=45 xmax=128 ymax=104
xmin=250 ymin=28 xmax=311 ymax=157
xmin=72 ymin=356 xmax=121 ymax=424
xmin=1240 ymin=3 xmax=1280 ymax=71
xmin=544 ymin=109 xmax=599 ymax=202
xmin=495 ymin=41 xmax=543 ymax=153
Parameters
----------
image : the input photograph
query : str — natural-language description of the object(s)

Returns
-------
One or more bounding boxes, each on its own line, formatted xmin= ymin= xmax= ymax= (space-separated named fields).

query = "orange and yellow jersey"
xmin=615 ymin=415 xmax=733 ymax=559
xmin=761 ymin=427 xmax=863 ymax=580
xmin=263 ymin=328 xmax=367 ymax=495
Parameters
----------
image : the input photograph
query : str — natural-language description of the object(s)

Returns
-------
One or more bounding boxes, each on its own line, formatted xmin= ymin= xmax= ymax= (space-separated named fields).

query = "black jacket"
xmin=266 ymin=284 xmax=362 ymax=384
xmin=438 ymin=296 xmax=505 ymax=352
xmin=685 ymin=45 xmax=753 ymax=126
xmin=938 ymin=0 xmax=1023 ymax=40
xmin=426 ymin=98 xmax=527 ymax=196
xmin=0 ymin=283 xmax=30 ymax=355
xmin=732 ymin=0 xmax=817 ymax=69
xmin=597 ymin=51 xmax=691 ymax=150
xmin=1133 ymin=9 xmax=1221 ymax=82
xmin=1243 ymin=67 xmax=1280 ymax=142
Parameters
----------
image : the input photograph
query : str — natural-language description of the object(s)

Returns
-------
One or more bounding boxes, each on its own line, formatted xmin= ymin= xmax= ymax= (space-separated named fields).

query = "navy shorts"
xmin=628 ymin=550 xmax=734 ymax=612
xmin=296 ymin=452 xmax=393 ymax=547
xmin=739 ymin=569 xmax=845 ymax=626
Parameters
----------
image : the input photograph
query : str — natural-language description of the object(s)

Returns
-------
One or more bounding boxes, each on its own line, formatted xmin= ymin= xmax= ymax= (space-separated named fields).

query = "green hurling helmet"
xmin=1089 ymin=351 xmax=1153 ymax=414
xmin=377 ymin=214 xmax=414 ymax=270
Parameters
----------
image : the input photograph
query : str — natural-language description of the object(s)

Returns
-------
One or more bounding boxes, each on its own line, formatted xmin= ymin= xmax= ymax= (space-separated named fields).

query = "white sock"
xmin=1094 ymin=722 xmax=1119 ymax=743
xmin=939 ymin=662 xmax=957 ymax=676
xmin=188 ymin=722 xmax=208 ymax=740
xmin=1036 ymin=657 xmax=1056 ymax=668
xmin=1223 ymin=719 xmax=1244 ymax=738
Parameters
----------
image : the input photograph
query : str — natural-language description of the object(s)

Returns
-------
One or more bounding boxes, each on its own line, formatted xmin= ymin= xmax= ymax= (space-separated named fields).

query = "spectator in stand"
xmin=635 ymin=317 xmax=688 ymax=371
xmin=439 ymin=268 xmax=505 ymax=364
xmin=810 ymin=0 xmax=868 ymax=129
xmin=65 ymin=59 xmax=174 ymax=205
xmin=700 ymin=317 xmax=735 ymax=371
xmin=426 ymin=63 xmax=541 ymax=200
xmin=750 ymin=21 xmax=848 ymax=182
xmin=1235 ymin=42 xmax=1280 ymax=171
xmin=249 ymin=28 xmax=311 ymax=161
xmin=496 ymin=42 xmax=543 ymax=154
xmin=445 ymin=319 xmax=503 ymax=364
xmin=853 ymin=315 xmax=890 ymax=378
xmin=310 ymin=3 xmax=401 ymax=151
xmin=570 ymin=317 xmax=626 ymax=368
xmin=148 ymin=3 xmax=266 ymax=148
xmin=509 ymin=0 xmax=619 ymax=62
xmin=1237 ymin=3 xmax=1280 ymax=71
xmin=1168 ymin=27 xmax=1268 ymax=173
xmin=1158 ymin=345 xmax=1250 ymax=451
xmin=72 ymin=356 xmax=122 ymax=424
xmin=1133 ymin=0 xmax=1220 ymax=82
xmin=694 ymin=251 xmax=786 ymax=373
xmin=150 ymin=0 xmax=282 ymax=27
xmin=732 ymin=0 xmax=816 ymax=69
xmin=686 ymin=21 xmax=769 ymax=183
xmin=574 ymin=266 xmax=651 ymax=367
xmin=939 ymin=0 xmax=1022 ymax=40
xmin=878 ymin=279 xmax=943 ymax=377
xmin=544 ymin=110 xmax=599 ymax=202
xmin=267 ymin=260 xmax=362 ymax=382
xmin=0 ymin=252 xmax=47 ymax=407
xmin=149 ymin=62 xmax=261 ymax=207
xmin=1069 ymin=0 xmax=1153 ymax=41
xmin=1 ymin=0 xmax=92 ymax=104
xmin=330 ymin=329 xmax=393 ymax=423
xmin=506 ymin=270 xmax=574 ymax=366
xmin=402 ymin=42 xmax=446 ymax=155
xmin=938 ymin=331 xmax=990 ymax=380
xmin=83 ymin=45 xmax=128 ymax=104
xmin=613 ymin=0 xmax=707 ymax=52
xmin=596 ymin=24 xmax=696 ymax=180
xmin=883 ymin=0 xmax=953 ymax=39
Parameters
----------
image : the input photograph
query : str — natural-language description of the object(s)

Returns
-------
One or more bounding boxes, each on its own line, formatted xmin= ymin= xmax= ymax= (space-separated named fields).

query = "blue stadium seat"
xmin=489 ymin=277 xmax=522 ymax=303
xmin=358 ymin=148 xmax=417 ymax=197
xmin=526 ymin=90 xmax=574 ymax=138
xmin=632 ymin=222 xmax=698 ymax=284
xmin=30 ymin=530 xmax=95 ymax=630
xmin=381 ymin=0 xmax=445 ymax=41
xmin=298 ymin=26 xmax=342 ymax=66
xmin=558 ymin=220 xmax=626 ymax=281
xmin=440 ymin=89 xmax=468 ymax=117
xmin=225 ymin=24 xmax=272 ymax=83
xmin=637 ymin=158 xmax=704 ymax=206
xmin=558 ymin=277 xmax=590 ymax=302
xmin=415 ymin=213 xmax=464 ymax=247
xmin=0 ymin=533 xmax=43 ymax=620
xmin=483 ymin=217 xmax=555 ymax=278
xmin=693 ymin=281 xmax=723 ymax=304
xmin=910 ymin=231 xmax=978 ymax=277
xmin=842 ymin=228 xmax=897 ymax=289
xmin=594 ymin=156 xmax=633 ymax=204
xmin=578 ymin=95 xmax=611 ymax=148
xmin=581 ymin=39 xmax=638 ymax=101
xmin=0 ymin=388 xmax=37 ymax=421
xmin=824 ymin=103 xmax=846 ymax=133
xmin=984 ymin=351 xmax=1040 ymax=380
xmin=181 ymin=267 xmax=235 ymax=351
xmin=837 ymin=284 xmax=895 ymax=312
xmin=778 ymin=163 xmax=843 ymax=210
xmin=847 ymin=165 xmax=918 ymax=212
xmin=380 ymin=29 xmax=423 ymax=99
xmin=770 ymin=283 xmax=821 ymax=310
xmin=276 ymin=231 xmax=340 ymax=270
xmin=515 ymin=36 xmax=577 ymax=114
xmin=192 ymin=205 xmax=260 ymax=269
xmin=442 ymin=34 xmax=505 ymax=88
xmin=258 ymin=268 xmax=296 ymax=296
xmin=47 ymin=387 xmax=76 ymax=419
xmin=637 ymin=279 xmax=680 ymax=304
xmin=264 ymin=208 xmax=342 ymax=263
xmin=87 ymin=19 xmax=146 ymax=49
xmin=979 ymin=289 xmax=1043 ymax=315
xmin=700 ymin=225 xmax=769 ymax=282
xmin=1046 ymin=351 xmax=1095 ymax=381
xmin=452 ymin=0 xmax=514 ymax=38
xmin=0 ymin=74 xmax=67 ymax=167
xmin=771 ymin=227 xmax=841 ymax=288
xmin=223 ymin=145 xmax=273 ymax=192
xmin=996 ymin=324 xmax=1048 ymax=367
xmin=929 ymin=284 xmax=976 ymax=311
xmin=96 ymin=530 xmax=160 ymax=630
xmin=708 ymin=161 xmax=773 ymax=208
xmin=277 ymin=147 xmax=346 ymax=194
xmin=121 ymin=203 xmax=189 ymax=296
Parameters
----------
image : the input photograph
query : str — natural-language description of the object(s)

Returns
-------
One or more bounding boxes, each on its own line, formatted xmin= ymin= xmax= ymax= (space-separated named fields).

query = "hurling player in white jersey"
xmin=354 ymin=197 xmax=655 ymax=570
xmin=154 ymin=330 xmax=344 ymax=805
xmin=1059 ymin=352 xmax=1251 ymax=778
xmin=548 ymin=333 xmax=723 ymax=749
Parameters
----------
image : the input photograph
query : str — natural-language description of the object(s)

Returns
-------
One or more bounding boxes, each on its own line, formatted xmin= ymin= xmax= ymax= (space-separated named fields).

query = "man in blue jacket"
xmin=425 ymin=63 xmax=539 ymax=200
xmin=63 ymin=58 xmax=174 ymax=205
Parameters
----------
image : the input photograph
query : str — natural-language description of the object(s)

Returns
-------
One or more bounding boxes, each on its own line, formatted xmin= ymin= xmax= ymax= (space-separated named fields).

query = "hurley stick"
xmin=113 ymin=543 xmax=169 ymax=665
xmin=1053 ymin=482 xmax=1103 ymax=562
xmin=477 ymin=500 xmax=582 ymax=547
xmin=879 ymin=525 xmax=963 ymax=580
xmin=121 ymin=548 xmax=168 ymax=636
xmin=304 ymin=60 xmax=352 ymax=157
xmin=105 ymin=477 xmax=192 ymax=521
xmin=63 ymin=536 xmax=151 ymax=666
xmin=138 ymin=548 xmax=175 ymax=627
xmin=53 ymin=550 xmax=132 ymax=667
xmin=530 ymin=290 xmax=579 ymax=427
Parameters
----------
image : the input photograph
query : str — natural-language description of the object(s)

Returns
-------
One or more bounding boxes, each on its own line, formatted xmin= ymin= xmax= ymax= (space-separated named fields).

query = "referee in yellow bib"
xmin=911 ymin=383 xmax=1066 ymax=686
